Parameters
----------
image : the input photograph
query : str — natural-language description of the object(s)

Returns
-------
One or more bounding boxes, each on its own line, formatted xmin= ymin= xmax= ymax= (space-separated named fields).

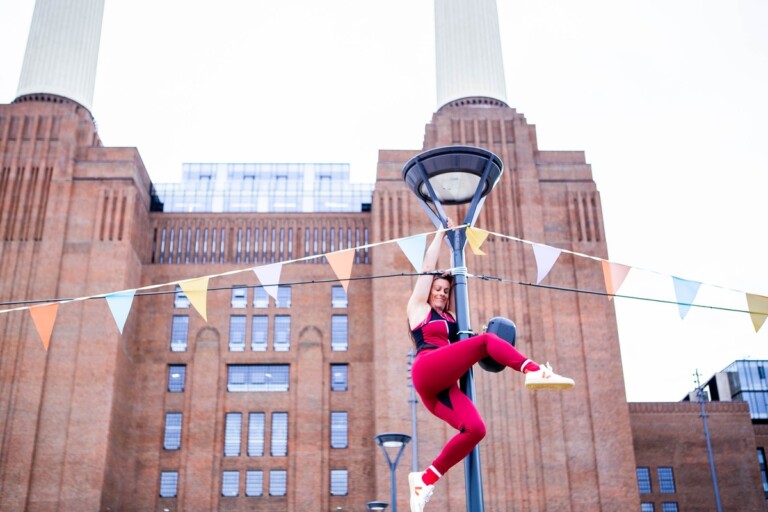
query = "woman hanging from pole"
xmin=406 ymin=219 xmax=575 ymax=512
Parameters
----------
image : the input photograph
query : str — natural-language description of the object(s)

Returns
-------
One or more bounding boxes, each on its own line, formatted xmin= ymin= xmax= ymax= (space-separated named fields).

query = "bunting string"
xmin=1 ymin=225 xmax=767 ymax=350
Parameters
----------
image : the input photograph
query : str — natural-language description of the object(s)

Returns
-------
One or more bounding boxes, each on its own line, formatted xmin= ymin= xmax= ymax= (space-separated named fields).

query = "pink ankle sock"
xmin=422 ymin=466 xmax=441 ymax=486
xmin=521 ymin=360 xmax=540 ymax=373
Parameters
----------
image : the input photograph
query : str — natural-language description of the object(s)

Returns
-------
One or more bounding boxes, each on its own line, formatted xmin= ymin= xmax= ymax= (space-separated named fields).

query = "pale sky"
xmin=1 ymin=0 xmax=767 ymax=402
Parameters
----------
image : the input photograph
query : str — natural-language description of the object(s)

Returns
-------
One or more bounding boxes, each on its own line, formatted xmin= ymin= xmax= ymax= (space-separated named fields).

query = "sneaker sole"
xmin=526 ymin=381 xmax=575 ymax=390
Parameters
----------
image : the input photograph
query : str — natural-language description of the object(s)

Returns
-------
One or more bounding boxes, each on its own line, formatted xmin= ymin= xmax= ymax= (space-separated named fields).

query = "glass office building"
xmin=154 ymin=163 xmax=374 ymax=213
xmin=692 ymin=360 xmax=768 ymax=421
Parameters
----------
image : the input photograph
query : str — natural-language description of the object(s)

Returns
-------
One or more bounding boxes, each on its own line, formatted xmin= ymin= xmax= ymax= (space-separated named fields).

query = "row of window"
xmin=159 ymin=469 xmax=294 ymax=498
xmin=640 ymin=503 xmax=678 ymax=512
xmin=170 ymin=314 xmax=349 ymax=352
xmin=636 ymin=466 xmax=676 ymax=494
xmin=164 ymin=410 xmax=349 ymax=455
xmin=167 ymin=364 xmax=349 ymax=393
xmin=174 ymin=285 xmax=348 ymax=309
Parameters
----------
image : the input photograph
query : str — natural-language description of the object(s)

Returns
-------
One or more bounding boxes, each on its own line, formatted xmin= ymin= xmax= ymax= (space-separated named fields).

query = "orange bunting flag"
xmin=179 ymin=277 xmax=209 ymax=322
xmin=326 ymin=249 xmax=355 ymax=293
xmin=30 ymin=302 xmax=59 ymax=351
xmin=746 ymin=293 xmax=768 ymax=333
xmin=466 ymin=227 xmax=490 ymax=256
xmin=601 ymin=261 xmax=632 ymax=300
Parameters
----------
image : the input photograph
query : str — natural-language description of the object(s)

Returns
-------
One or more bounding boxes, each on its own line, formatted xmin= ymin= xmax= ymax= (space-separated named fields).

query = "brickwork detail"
xmin=150 ymin=215 xmax=371 ymax=265
xmin=0 ymin=114 xmax=62 ymax=242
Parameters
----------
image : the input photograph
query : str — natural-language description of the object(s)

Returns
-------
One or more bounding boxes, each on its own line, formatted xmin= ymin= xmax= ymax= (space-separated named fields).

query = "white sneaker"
xmin=525 ymin=362 xmax=575 ymax=390
xmin=408 ymin=472 xmax=435 ymax=512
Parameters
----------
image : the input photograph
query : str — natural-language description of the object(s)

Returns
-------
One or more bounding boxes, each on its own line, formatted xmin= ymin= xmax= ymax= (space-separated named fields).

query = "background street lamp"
xmin=402 ymin=145 xmax=504 ymax=512
xmin=374 ymin=432 xmax=411 ymax=512
xmin=366 ymin=501 xmax=389 ymax=511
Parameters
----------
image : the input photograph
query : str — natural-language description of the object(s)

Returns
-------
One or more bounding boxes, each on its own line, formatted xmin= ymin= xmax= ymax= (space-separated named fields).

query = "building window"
xmin=760 ymin=366 xmax=766 ymax=379
xmin=331 ymin=364 xmax=348 ymax=391
xmin=224 ymin=412 xmax=242 ymax=456
xmin=248 ymin=412 xmax=265 ymax=456
xmin=661 ymin=503 xmax=679 ymax=512
xmin=331 ymin=315 xmax=348 ymax=351
xmin=222 ymin=470 xmax=240 ymax=497
xmin=168 ymin=365 xmax=186 ymax=392
xmin=636 ymin=467 xmax=652 ymax=494
xmin=330 ymin=469 xmax=348 ymax=496
xmin=641 ymin=504 xmax=655 ymax=512
xmin=231 ymin=285 xmax=248 ymax=308
xmin=229 ymin=315 xmax=247 ymax=351
xmin=658 ymin=467 xmax=676 ymax=493
xmin=228 ymin=365 xmax=290 ymax=392
xmin=254 ymin=288 xmax=269 ymax=308
xmin=163 ymin=413 xmax=182 ymax=450
xmin=269 ymin=469 xmax=287 ymax=496
xmin=159 ymin=471 xmax=179 ymax=498
xmin=331 ymin=285 xmax=348 ymax=308
xmin=331 ymin=412 xmax=348 ymax=448
xmin=174 ymin=285 xmax=190 ymax=308
xmin=271 ymin=412 xmax=288 ymax=456
xmin=170 ymin=315 xmax=189 ymax=352
xmin=246 ymin=470 xmax=263 ymax=497
xmin=251 ymin=315 xmax=268 ymax=351
xmin=276 ymin=286 xmax=292 ymax=308
xmin=758 ymin=448 xmax=768 ymax=496
xmin=274 ymin=315 xmax=291 ymax=351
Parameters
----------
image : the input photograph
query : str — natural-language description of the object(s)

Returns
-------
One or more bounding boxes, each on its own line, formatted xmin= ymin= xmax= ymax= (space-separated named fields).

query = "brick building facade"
xmin=0 ymin=91 xmax=646 ymax=511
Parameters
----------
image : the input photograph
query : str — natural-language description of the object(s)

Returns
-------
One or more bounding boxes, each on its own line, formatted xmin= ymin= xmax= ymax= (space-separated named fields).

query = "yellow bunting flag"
xmin=466 ymin=227 xmax=490 ymax=256
xmin=746 ymin=293 xmax=768 ymax=333
xmin=30 ymin=303 xmax=59 ymax=351
xmin=326 ymin=249 xmax=355 ymax=293
xmin=179 ymin=277 xmax=209 ymax=322
xmin=601 ymin=261 xmax=632 ymax=300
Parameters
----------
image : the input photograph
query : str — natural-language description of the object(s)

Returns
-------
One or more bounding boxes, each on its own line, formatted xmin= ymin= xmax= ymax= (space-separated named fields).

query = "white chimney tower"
xmin=434 ymin=0 xmax=508 ymax=109
xmin=16 ymin=0 xmax=106 ymax=113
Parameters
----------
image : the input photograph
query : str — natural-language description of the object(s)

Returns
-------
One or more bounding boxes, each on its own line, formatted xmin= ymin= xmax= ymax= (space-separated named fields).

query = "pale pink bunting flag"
xmin=253 ymin=262 xmax=284 ymax=301
xmin=30 ymin=302 xmax=59 ymax=351
xmin=746 ymin=293 xmax=768 ymax=333
xmin=326 ymin=249 xmax=355 ymax=293
xmin=396 ymin=234 xmax=427 ymax=272
xmin=532 ymin=244 xmax=562 ymax=284
xmin=179 ymin=277 xmax=209 ymax=322
xmin=601 ymin=261 xmax=632 ymax=300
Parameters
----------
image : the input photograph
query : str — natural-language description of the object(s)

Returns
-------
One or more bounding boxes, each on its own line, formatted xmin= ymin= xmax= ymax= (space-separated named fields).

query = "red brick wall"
xmin=630 ymin=401 xmax=768 ymax=511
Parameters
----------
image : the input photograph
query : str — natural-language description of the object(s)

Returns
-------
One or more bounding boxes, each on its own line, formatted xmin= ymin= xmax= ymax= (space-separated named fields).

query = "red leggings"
xmin=411 ymin=333 xmax=530 ymax=476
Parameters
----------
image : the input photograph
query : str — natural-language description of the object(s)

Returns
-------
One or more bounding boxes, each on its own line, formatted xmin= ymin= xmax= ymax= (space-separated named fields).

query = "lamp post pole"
xmin=402 ymin=146 xmax=503 ymax=512
xmin=375 ymin=433 xmax=411 ymax=512
xmin=695 ymin=370 xmax=723 ymax=512
xmin=447 ymin=226 xmax=484 ymax=511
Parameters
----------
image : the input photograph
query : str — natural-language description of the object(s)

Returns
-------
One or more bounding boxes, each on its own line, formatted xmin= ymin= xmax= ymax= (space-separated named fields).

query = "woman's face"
xmin=428 ymin=278 xmax=451 ymax=312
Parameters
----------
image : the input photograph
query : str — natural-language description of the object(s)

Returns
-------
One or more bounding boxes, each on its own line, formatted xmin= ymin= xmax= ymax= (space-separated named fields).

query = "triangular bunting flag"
xmin=396 ymin=234 xmax=427 ymax=272
xmin=532 ymin=244 xmax=562 ymax=284
xmin=466 ymin=227 xmax=490 ymax=256
xmin=179 ymin=277 xmax=209 ymax=322
xmin=253 ymin=262 xmax=283 ymax=301
xmin=105 ymin=290 xmax=136 ymax=334
xmin=746 ymin=293 xmax=768 ymax=333
xmin=601 ymin=261 xmax=632 ymax=300
xmin=30 ymin=302 xmax=59 ymax=351
xmin=326 ymin=249 xmax=355 ymax=293
xmin=672 ymin=277 xmax=702 ymax=320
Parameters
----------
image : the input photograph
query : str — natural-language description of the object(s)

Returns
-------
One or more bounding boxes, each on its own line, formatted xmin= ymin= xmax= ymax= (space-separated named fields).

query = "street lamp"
xmin=402 ymin=145 xmax=504 ymax=512
xmin=366 ymin=501 xmax=389 ymax=511
xmin=375 ymin=433 xmax=411 ymax=512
